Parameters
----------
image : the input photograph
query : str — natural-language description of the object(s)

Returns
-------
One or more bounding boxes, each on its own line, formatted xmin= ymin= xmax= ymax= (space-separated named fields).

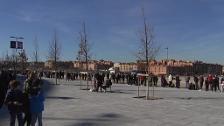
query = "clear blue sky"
xmin=1 ymin=0 xmax=224 ymax=64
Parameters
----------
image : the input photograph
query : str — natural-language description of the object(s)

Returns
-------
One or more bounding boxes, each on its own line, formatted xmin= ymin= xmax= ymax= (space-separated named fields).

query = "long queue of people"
xmin=0 ymin=71 xmax=44 ymax=126
xmin=161 ymin=74 xmax=224 ymax=92
xmin=42 ymin=70 xmax=224 ymax=92
xmin=42 ymin=71 xmax=160 ymax=86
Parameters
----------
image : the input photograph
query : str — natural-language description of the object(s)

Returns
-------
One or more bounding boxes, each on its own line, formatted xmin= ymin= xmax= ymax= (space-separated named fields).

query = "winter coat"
xmin=29 ymin=92 xmax=45 ymax=114
xmin=5 ymin=89 xmax=24 ymax=113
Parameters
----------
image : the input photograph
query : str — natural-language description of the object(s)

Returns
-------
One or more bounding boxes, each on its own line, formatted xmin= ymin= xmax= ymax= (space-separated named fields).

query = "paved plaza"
xmin=1 ymin=78 xmax=224 ymax=126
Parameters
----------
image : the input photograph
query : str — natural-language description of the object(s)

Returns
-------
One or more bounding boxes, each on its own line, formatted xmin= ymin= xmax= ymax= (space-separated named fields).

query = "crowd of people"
xmin=1 ymin=69 xmax=224 ymax=125
xmin=0 ymin=71 xmax=44 ymax=126
xmin=161 ymin=74 xmax=224 ymax=92
xmin=41 ymin=71 xmax=224 ymax=92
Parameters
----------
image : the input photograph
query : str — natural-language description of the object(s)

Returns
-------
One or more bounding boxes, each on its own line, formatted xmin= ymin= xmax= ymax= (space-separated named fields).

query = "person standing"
xmin=185 ymin=76 xmax=190 ymax=89
xmin=175 ymin=75 xmax=181 ymax=88
xmin=220 ymin=76 xmax=224 ymax=92
xmin=23 ymin=72 xmax=36 ymax=126
xmin=168 ymin=74 xmax=173 ymax=87
xmin=213 ymin=75 xmax=219 ymax=92
xmin=30 ymin=88 xmax=45 ymax=126
xmin=153 ymin=75 xmax=158 ymax=87
xmin=205 ymin=77 xmax=209 ymax=91
xmin=161 ymin=75 xmax=167 ymax=87
xmin=194 ymin=76 xmax=199 ymax=90
xmin=5 ymin=80 xmax=24 ymax=126
xmin=208 ymin=74 xmax=213 ymax=91
xmin=199 ymin=75 xmax=204 ymax=90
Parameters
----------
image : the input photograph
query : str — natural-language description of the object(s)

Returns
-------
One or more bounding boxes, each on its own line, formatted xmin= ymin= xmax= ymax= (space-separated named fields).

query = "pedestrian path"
xmin=1 ymin=78 xmax=224 ymax=126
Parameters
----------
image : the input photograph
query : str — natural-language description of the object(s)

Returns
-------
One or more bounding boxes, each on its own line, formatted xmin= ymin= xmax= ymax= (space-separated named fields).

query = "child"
xmin=30 ymin=79 xmax=45 ymax=126
xmin=5 ymin=80 xmax=24 ymax=126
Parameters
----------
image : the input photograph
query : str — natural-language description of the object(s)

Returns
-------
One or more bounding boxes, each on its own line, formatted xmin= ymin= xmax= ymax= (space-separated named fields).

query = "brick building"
xmin=73 ymin=60 xmax=113 ymax=71
xmin=114 ymin=62 xmax=138 ymax=73
xmin=44 ymin=60 xmax=74 ymax=70
xmin=149 ymin=60 xmax=222 ymax=75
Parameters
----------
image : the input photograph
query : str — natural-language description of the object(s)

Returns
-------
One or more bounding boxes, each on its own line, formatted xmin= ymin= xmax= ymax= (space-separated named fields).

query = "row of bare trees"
xmin=1 ymin=8 xmax=159 ymax=100
xmin=0 ymin=50 xmax=28 ymax=72
xmin=47 ymin=22 xmax=91 ymax=85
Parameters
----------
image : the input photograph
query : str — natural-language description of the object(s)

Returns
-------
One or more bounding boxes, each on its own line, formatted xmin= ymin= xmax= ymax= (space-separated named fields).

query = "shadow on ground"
xmin=109 ymin=90 xmax=134 ymax=94
xmin=70 ymin=113 xmax=128 ymax=126
xmin=174 ymin=97 xmax=224 ymax=100
xmin=44 ymin=113 xmax=130 ymax=126
xmin=46 ymin=96 xmax=79 ymax=100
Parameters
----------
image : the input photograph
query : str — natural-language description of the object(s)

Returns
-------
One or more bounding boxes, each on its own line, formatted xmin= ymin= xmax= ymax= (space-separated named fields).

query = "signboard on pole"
xmin=17 ymin=41 xmax=23 ymax=49
xmin=10 ymin=41 xmax=23 ymax=49
xmin=10 ymin=41 xmax=16 ymax=48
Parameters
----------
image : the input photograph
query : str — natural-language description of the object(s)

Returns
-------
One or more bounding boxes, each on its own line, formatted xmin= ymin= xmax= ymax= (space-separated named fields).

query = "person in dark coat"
xmin=5 ymin=80 xmax=24 ymax=126
xmin=0 ymin=71 xmax=13 ymax=108
xmin=161 ymin=75 xmax=168 ymax=87
xmin=199 ymin=75 xmax=204 ymax=90
xmin=96 ymin=73 xmax=104 ymax=92
xmin=193 ymin=76 xmax=199 ymax=90
xmin=175 ymin=75 xmax=181 ymax=88
xmin=102 ymin=79 xmax=112 ymax=92
xmin=29 ymin=81 xmax=44 ymax=126
xmin=212 ymin=75 xmax=219 ymax=92
xmin=23 ymin=72 xmax=43 ymax=126
xmin=153 ymin=75 xmax=158 ymax=87
xmin=205 ymin=78 xmax=209 ymax=91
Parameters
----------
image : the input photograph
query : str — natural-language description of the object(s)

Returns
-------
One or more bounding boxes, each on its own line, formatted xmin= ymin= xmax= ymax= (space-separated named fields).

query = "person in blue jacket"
xmin=29 ymin=79 xmax=45 ymax=126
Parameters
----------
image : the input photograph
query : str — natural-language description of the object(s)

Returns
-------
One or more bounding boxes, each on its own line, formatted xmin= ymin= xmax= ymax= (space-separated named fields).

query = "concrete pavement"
xmin=1 ymin=78 xmax=224 ymax=126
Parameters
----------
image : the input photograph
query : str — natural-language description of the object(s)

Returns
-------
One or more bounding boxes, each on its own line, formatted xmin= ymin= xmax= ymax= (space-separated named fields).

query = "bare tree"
xmin=33 ymin=36 xmax=39 ymax=68
xmin=48 ymin=31 xmax=61 ymax=85
xmin=18 ymin=49 xmax=28 ymax=72
xmin=77 ymin=22 xmax=91 ymax=89
xmin=33 ymin=37 xmax=39 ymax=63
xmin=4 ymin=51 xmax=12 ymax=70
xmin=137 ymin=8 xmax=159 ymax=100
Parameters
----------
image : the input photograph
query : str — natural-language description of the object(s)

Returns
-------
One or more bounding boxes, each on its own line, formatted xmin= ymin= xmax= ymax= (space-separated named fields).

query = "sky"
xmin=1 ymin=0 xmax=224 ymax=64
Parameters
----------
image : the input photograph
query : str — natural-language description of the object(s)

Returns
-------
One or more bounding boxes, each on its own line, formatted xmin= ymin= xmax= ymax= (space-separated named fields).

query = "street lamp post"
xmin=165 ymin=47 xmax=169 ymax=60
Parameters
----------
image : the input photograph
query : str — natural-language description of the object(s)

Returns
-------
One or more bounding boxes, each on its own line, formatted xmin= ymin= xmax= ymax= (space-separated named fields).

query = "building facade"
xmin=45 ymin=60 xmax=74 ymax=70
xmin=114 ymin=62 xmax=138 ymax=73
xmin=149 ymin=60 xmax=222 ymax=75
xmin=73 ymin=60 xmax=113 ymax=71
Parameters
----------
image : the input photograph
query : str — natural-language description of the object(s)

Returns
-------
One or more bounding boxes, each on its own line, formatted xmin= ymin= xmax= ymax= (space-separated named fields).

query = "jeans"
xmin=31 ymin=112 xmax=42 ymax=126
xmin=9 ymin=112 xmax=23 ymax=126
xmin=23 ymin=112 xmax=31 ymax=126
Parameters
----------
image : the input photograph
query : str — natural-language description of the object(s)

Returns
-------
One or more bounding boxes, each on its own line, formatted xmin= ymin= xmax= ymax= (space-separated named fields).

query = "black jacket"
xmin=5 ymin=89 xmax=24 ymax=113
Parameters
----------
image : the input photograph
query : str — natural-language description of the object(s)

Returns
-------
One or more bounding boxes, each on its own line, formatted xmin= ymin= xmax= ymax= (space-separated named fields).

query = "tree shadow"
xmin=59 ymin=113 xmax=127 ymax=126
xmin=175 ymin=97 xmax=224 ymax=100
xmin=109 ymin=90 xmax=134 ymax=94
xmin=46 ymin=96 xmax=79 ymax=100
xmin=99 ymin=113 xmax=121 ymax=118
